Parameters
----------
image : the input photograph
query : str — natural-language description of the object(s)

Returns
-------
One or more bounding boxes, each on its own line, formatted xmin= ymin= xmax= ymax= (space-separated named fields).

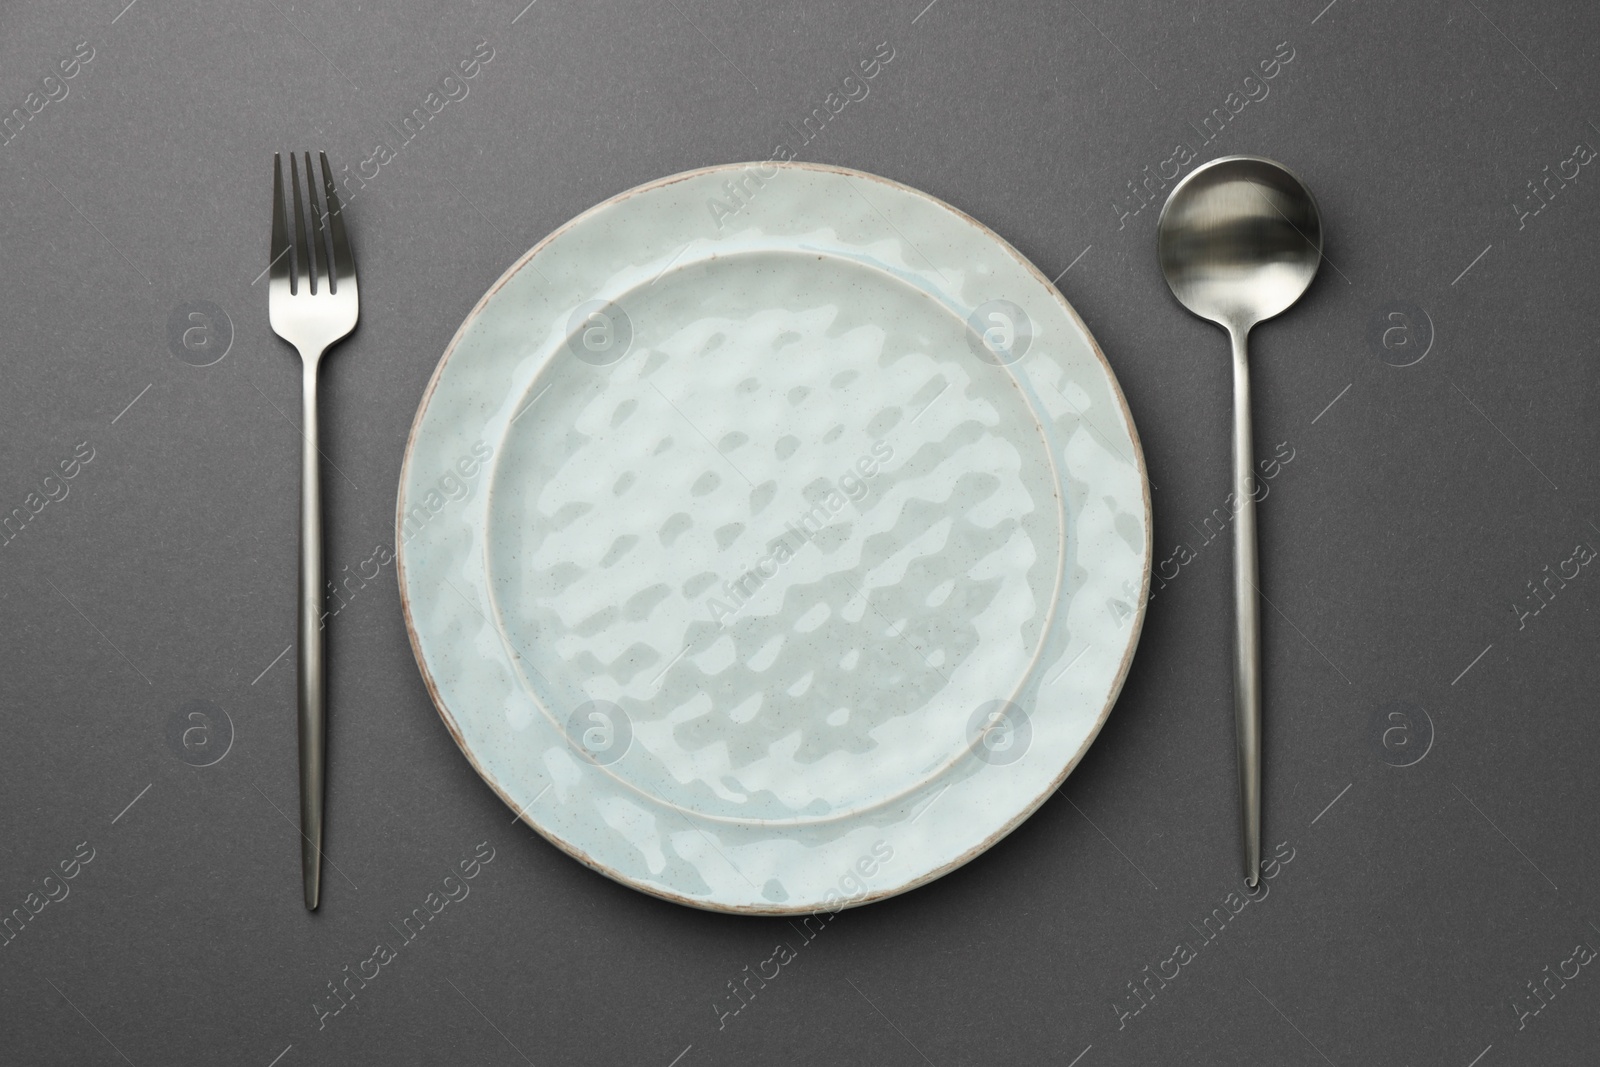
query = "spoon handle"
xmin=1230 ymin=327 xmax=1262 ymax=887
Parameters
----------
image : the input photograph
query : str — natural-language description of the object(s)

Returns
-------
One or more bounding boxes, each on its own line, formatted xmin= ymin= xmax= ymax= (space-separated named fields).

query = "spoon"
xmin=1156 ymin=155 xmax=1322 ymax=886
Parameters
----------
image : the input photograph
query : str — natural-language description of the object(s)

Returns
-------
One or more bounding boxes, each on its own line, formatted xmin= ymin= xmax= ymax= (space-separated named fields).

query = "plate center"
xmin=483 ymin=249 xmax=1065 ymax=823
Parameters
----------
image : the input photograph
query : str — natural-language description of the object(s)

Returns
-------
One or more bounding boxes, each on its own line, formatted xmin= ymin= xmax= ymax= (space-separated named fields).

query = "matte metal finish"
xmin=1156 ymin=155 xmax=1322 ymax=886
xmin=267 ymin=152 xmax=360 ymax=911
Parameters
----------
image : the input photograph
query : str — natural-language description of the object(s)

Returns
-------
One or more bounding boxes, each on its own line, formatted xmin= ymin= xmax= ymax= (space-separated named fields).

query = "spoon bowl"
xmin=1158 ymin=156 xmax=1322 ymax=335
xmin=1155 ymin=155 xmax=1322 ymax=886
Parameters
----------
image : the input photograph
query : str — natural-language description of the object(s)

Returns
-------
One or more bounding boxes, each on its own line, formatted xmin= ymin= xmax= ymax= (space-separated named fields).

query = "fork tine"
xmin=319 ymin=152 xmax=355 ymax=292
xmin=270 ymin=154 xmax=291 ymax=288
xmin=290 ymin=151 xmax=311 ymax=295
xmin=303 ymin=152 xmax=331 ymax=296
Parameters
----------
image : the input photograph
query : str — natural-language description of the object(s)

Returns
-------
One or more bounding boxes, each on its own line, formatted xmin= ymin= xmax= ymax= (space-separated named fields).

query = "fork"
xmin=268 ymin=152 xmax=359 ymax=911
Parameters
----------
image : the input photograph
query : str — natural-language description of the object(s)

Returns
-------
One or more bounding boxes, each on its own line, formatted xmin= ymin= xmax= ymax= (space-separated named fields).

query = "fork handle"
xmin=297 ymin=361 xmax=326 ymax=911
xmin=1229 ymin=326 xmax=1262 ymax=888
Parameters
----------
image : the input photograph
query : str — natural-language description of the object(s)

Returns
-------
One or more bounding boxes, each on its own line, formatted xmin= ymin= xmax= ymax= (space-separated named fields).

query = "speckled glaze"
xmin=397 ymin=162 xmax=1151 ymax=914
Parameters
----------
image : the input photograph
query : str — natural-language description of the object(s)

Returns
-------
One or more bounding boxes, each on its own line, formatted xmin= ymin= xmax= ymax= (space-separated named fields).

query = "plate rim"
xmin=394 ymin=159 xmax=1153 ymax=914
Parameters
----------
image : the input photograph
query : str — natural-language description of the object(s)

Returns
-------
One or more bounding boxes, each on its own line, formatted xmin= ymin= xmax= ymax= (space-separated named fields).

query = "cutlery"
xmin=1156 ymin=155 xmax=1321 ymax=886
xmin=267 ymin=152 xmax=359 ymax=910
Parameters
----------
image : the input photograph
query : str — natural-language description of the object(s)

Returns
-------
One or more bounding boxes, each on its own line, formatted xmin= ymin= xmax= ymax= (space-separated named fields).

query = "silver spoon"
xmin=1156 ymin=155 xmax=1322 ymax=886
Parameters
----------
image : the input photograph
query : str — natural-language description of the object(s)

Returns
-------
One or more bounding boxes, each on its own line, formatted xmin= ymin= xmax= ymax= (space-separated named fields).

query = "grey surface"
xmin=1 ymin=1 xmax=1597 ymax=1064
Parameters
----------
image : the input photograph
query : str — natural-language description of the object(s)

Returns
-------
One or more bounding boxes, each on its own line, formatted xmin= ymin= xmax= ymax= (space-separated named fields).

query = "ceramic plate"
xmin=397 ymin=162 xmax=1150 ymax=914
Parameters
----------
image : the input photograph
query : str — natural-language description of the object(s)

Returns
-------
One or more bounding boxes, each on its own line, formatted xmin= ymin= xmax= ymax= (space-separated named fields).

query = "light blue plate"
xmin=397 ymin=162 xmax=1150 ymax=913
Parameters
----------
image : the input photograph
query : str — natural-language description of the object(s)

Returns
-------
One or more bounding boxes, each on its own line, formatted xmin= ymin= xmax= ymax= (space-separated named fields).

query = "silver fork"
xmin=268 ymin=152 xmax=359 ymax=911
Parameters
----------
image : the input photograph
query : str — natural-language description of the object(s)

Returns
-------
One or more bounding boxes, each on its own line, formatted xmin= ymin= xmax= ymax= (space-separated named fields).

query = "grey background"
xmin=1 ymin=0 xmax=1596 ymax=1064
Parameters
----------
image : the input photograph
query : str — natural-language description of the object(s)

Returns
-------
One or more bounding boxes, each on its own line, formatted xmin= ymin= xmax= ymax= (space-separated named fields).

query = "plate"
xmin=397 ymin=162 xmax=1150 ymax=914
